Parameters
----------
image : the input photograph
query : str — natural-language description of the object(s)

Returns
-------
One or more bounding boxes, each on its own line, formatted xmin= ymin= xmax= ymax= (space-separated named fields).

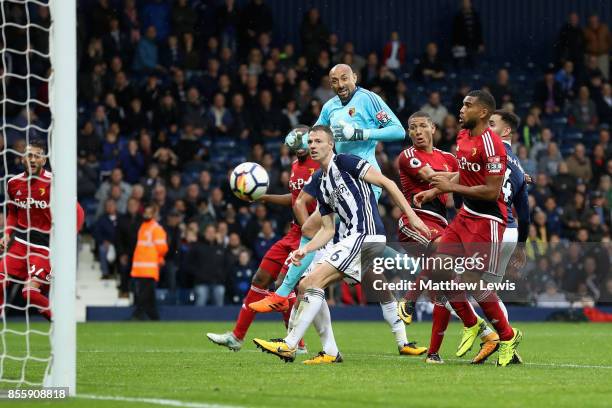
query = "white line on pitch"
xmin=76 ymin=394 xmax=246 ymax=408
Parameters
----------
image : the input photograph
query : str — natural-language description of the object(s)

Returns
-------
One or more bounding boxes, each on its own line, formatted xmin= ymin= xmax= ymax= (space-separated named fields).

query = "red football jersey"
xmin=5 ymin=170 xmax=85 ymax=249
xmin=455 ymin=128 xmax=508 ymax=223
xmin=289 ymin=156 xmax=320 ymax=216
xmin=398 ymin=146 xmax=458 ymax=223
xmin=6 ymin=170 xmax=52 ymax=248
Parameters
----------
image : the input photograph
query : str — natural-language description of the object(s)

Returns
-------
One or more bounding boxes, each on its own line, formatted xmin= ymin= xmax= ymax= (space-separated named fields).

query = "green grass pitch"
xmin=1 ymin=321 xmax=612 ymax=407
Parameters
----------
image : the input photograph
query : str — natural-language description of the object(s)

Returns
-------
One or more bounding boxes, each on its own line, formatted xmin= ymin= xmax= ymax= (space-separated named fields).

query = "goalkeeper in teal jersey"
xmin=249 ymin=65 xmax=428 ymax=357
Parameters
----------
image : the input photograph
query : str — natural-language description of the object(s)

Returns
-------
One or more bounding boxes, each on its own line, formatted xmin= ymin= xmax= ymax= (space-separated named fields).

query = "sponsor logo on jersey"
xmin=14 ymin=197 xmax=49 ymax=209
xmin=289 ymin=178 xmax=307 ymax=191
xmin=375 ymin=110 xmax=391 ymax=125
xmin=39 ymin=187 xmax=46 ymax=196
xmin=458 ymin=156 xmax=481 ymax=172
xmin=471 ymin=147 xmax=478 ymax=157
xmin=486 ymin=156 xmax=502 ymax=173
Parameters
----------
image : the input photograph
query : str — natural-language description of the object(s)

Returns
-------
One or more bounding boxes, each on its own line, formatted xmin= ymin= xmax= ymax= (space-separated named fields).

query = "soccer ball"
xmin=229 ymin=162 xmax=269 ymax=201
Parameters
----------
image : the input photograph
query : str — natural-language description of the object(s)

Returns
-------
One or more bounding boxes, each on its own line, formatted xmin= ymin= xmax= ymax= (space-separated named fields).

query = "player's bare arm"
xmin=290 ymin=213 xmax=335 ymax=265
xmin=431 ymin=173 xmax=504 ymax=201
xmin=0 ymin=235 xmax=10 ymax=252
xmin=363 ymin=167 xmax=430 ymax=238
xmin=293 ymin=190 xmax=316 ymax=226
xmin=417 ymin=166 xmax=458 ymax=182
xmin=414 ymin=172 xmax=459 ymax=206
xmin=258 ymin=193 xmax=292 ymax=206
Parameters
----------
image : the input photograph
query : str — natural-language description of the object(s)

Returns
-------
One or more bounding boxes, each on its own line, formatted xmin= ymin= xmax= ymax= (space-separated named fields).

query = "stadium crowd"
xmin=1 ymin=0 xmax=611 ymax=308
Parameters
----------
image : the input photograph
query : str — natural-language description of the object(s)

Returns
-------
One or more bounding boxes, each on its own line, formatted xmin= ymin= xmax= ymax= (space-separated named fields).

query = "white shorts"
xmin=319 ymin=234 xmax=386 ymax=283
xmin=482 ymin=227 xmax=518 ymax=284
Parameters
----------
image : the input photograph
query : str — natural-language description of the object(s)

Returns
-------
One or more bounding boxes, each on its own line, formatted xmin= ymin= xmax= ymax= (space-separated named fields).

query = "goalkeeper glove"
xmin=331 ymin=120 xmax=367 ymax=141
xmin=397 ymin=300 xmax=415 ymax=325
xmin=284 ymin=129 xmax=308 ymax=151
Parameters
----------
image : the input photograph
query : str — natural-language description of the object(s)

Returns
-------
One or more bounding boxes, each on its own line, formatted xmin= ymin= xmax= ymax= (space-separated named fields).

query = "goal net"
xmin=0 ymin=0 xmax=76 ymax=393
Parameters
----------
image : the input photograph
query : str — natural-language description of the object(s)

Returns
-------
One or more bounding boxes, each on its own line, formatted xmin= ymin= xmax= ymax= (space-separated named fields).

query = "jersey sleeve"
xmin=314 ymin=101 xmax=330 ymax=126
xmin=364 ymin=91 xmax=401 ymax=128
xmin=482 ymin=134 xmax=507 ymax=176
xmin=5 ymin=182 xmax=17 ymax=236
xmin=335 ymin=154 xmax=371 ymax=180
xmin=316 ymin=188 xmax=334 ymax=216
xmin=398 ymin=151 xmax=426 ymax=180
xmin=303 ymin=169 xmax=322 ymax=197
xmin=513 ymin=181 xmax=530 ymax=242
xmin=446 ymin=154 xmax=459 ymax=172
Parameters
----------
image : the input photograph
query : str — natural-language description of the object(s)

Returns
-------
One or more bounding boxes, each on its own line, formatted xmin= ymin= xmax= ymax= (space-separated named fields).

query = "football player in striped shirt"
xmin=253 ymin=126 xmax=429 ymax=363
xmin=250 ymin=65 xmax=427 ymax=356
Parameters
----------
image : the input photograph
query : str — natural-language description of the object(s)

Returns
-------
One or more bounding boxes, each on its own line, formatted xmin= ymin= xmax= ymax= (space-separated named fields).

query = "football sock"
xmin=22 ymin=288 xmax=51 ymax=321
xmin=476 ymin=291 xmax=514 ymax=341
xmin=285 ymin=288 xmax=324 ymax=348
xmin=284 ymin=293 xmax=305 ymax=349
xmin=403 ymin=268 xmax=431 ymax=302
xmin=276 ymin=236 xmax=314 ymax=297
xmin=380 ymin=300 xmax=408 ymax=347
xmin=498 ymin=299 xmax=509 ymax=320
xmin=233 ymin=285 xmax=269 ymax=340
xmin=445 ymin=290 xmax=479 ymax=327
xmin=428 ymin=304 xmax=451 ymax=354
xmin=313 ymin=299 xmax=339 ymax=356
xmin=282 ymin=292 xmax=297 ymax=327
xmin=0 ymin=275 xmax=6 ymax=316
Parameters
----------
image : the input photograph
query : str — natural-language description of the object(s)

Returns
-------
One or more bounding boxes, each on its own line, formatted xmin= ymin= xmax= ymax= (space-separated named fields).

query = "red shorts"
xmin=0 ymin=239 xmax=51 ymax=286
xmin=437 ymin=209 xmax=505 ymax=275
xmin=398 ymin=211 xmax=447 ymax=249
xmin=259 ymin=223 xmax=302 ymax=279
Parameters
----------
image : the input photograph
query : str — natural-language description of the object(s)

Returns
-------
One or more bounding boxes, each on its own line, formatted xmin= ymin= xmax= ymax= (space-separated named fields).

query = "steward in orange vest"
xmin=131 ymin=204 xmax=167 ymax=320
xmin=131 ymin=206 xmax=168 ymax=282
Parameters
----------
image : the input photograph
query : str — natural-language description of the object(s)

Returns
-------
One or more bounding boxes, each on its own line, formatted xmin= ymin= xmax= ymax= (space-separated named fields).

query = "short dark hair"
xmin=408 ymin=111 xmax=434 ymax=125
xmin=493 ymin=110 xmax=521 ymax=132
xmin=27 ymin=139 xmax=47 ymax=153
xmin=309 ymin=125 xmax=333 ymax=141
xmin=467 ymin=90 xmax=496 ymax=117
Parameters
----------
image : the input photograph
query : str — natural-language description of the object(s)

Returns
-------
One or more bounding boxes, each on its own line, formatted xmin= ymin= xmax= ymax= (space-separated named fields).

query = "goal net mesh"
xmin=0 ymin=0 xmax=53 ymax=387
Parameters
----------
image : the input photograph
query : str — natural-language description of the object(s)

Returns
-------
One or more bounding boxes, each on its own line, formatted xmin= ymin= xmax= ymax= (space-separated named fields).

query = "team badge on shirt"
xmin=348 ymin=107 xmax=356 ymax=117
xmin=375 ymin=110 xmax=391 ymax=125
xmin=409 ymin=158 xmax=422 ymax=168
xmin=486 ymin=156 xmax=503 ymax=173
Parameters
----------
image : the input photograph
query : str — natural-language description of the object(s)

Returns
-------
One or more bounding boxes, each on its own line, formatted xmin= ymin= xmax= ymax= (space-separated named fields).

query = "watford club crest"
xmin=348 ymin=107 xmax=356 ymax=117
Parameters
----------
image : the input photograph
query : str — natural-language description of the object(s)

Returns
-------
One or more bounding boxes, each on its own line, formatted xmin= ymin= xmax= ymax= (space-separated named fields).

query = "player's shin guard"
xmin=313 ymin=299 xmax=339 ymax=356
xmin=285 ymin=288 xmax=324 ymax=348
xmin=380 ymin=300 xmax=408 ymax=347
xmin=233 ymin=285 xmax=269 ymax=340
xmin=276 ymin=236 xmax=314 ymax=297
xmin=428 ymin=304 xmax=451 ymax=354
xmin=475 ymin=291 xmax=513 ymax=341
xmin=22 ymin=287 xmax=51 ymax=321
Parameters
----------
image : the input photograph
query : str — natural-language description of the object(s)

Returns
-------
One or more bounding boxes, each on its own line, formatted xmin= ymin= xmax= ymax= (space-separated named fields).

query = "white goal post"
xmin=44 ymin=0 xmax=77 ymax=395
